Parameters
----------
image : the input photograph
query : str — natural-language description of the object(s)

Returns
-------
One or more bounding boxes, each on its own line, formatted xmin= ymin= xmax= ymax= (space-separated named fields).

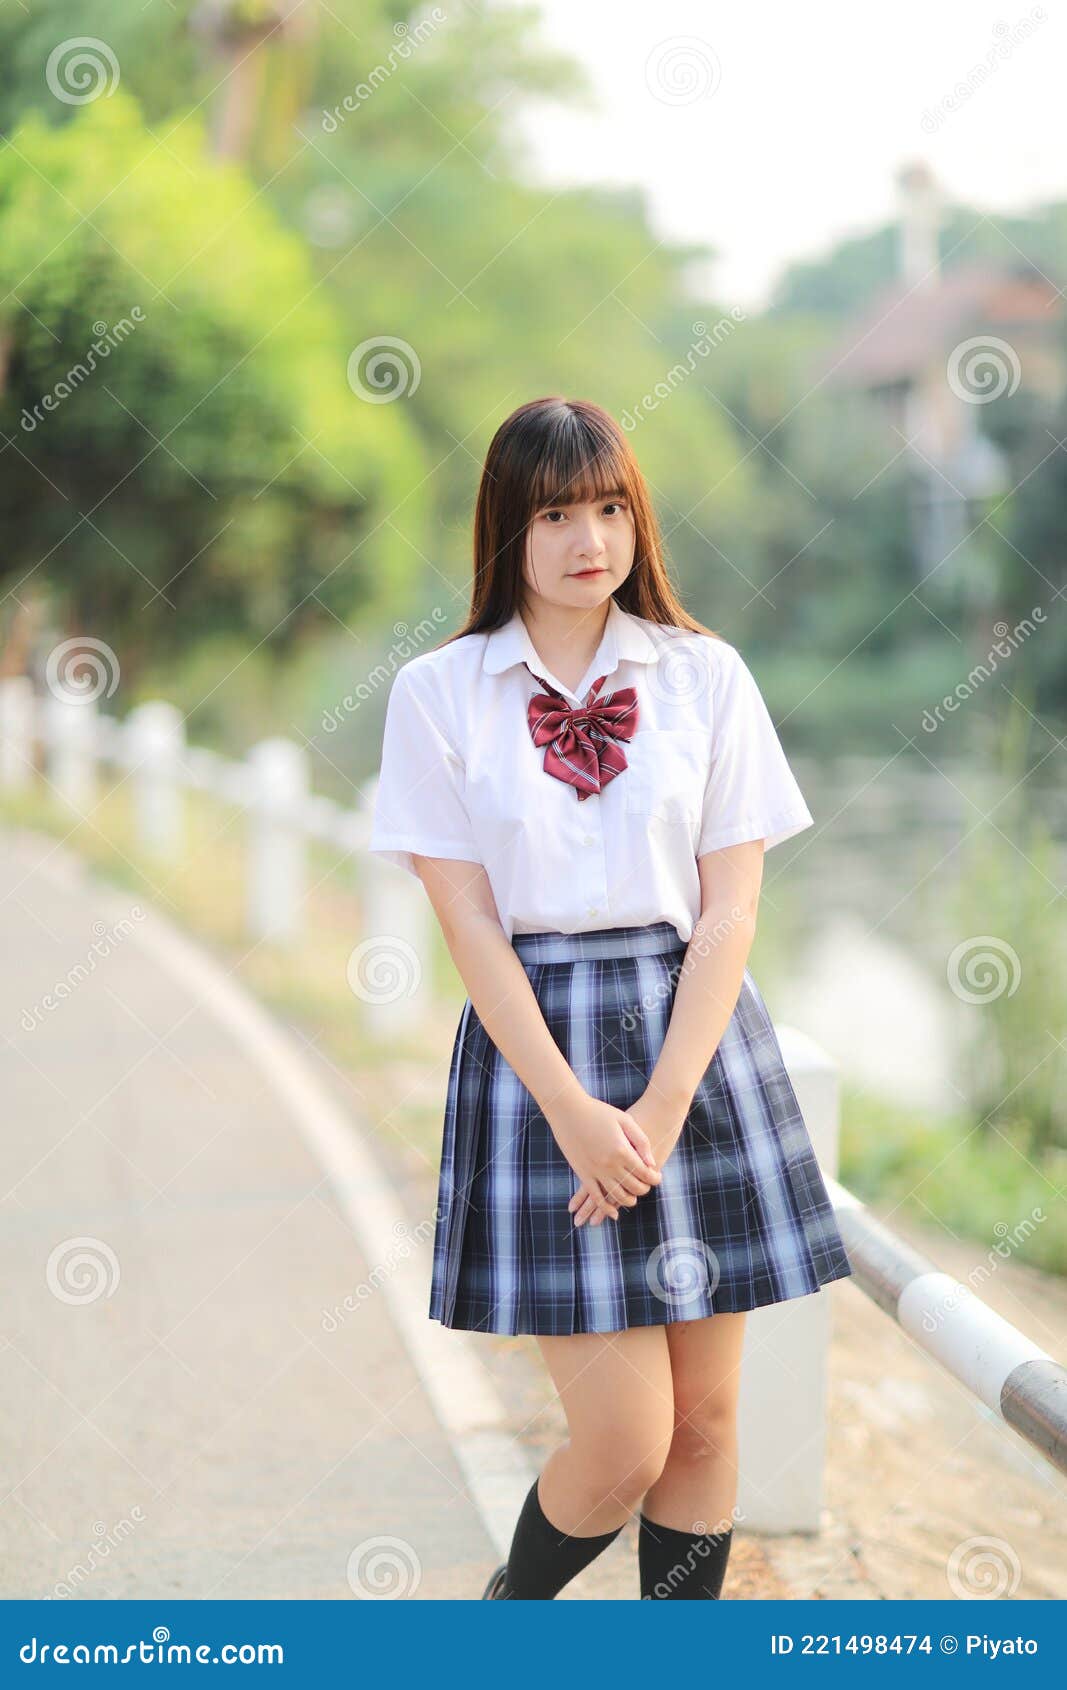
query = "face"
xmin=523 ymin=487 xmax=636 ymax=608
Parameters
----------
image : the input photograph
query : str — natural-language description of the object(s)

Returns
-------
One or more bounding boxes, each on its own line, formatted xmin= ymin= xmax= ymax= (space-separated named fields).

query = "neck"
xmin=520 ymin=594 xmax=611 ymax=675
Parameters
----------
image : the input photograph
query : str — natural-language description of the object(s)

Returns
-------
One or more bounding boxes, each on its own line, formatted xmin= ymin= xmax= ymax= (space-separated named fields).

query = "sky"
xmin=502 ymin=0 xmax=1064 ymax=308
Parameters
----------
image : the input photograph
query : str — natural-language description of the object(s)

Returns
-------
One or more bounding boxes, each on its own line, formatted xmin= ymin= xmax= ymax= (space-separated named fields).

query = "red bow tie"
xmin=524 ymin=663 xmax=640 ymax=800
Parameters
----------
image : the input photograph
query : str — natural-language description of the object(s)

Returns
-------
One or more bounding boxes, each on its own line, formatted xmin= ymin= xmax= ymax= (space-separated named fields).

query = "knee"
xmin=666 ymin=1399 xmax=738 ymax=1468
xmin=582 ymin=1428 xmax=673 ymax=1505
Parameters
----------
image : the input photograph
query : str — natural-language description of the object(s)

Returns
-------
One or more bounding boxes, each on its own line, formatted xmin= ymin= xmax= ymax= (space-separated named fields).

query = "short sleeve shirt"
xmin=367 ymin=597 xmax=813 ymax=942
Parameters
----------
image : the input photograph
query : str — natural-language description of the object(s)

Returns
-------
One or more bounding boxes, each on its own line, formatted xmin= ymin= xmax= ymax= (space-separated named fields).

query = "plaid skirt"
xmin=429 ymin=921 xmax=853 ymax=1336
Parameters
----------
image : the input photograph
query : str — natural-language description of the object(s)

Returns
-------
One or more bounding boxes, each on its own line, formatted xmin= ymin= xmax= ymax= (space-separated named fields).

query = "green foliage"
xmin=943 ymin=698 xmax=1067 ymax=1156
xmin=0 ymin=88 xmax=426 ymax=664
xmin=839 ymin=1084 xmax=1067 ymax=1275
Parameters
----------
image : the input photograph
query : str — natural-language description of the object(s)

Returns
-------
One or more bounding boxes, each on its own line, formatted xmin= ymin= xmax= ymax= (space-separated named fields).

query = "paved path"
xmin=0 ymin=828 xmax=498 ymax=1600
xmin=4 ymin=823 xmax=1063 ymax=1603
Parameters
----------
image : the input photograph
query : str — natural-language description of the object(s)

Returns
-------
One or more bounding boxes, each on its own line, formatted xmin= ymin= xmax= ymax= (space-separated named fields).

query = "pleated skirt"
xmin=428 ymin=920 xmax=853 ymax=1336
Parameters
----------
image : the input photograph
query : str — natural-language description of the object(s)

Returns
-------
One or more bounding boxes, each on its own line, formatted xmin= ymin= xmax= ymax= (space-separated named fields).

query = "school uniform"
xmin=368 ymin=596 xmax=854 ymax=1336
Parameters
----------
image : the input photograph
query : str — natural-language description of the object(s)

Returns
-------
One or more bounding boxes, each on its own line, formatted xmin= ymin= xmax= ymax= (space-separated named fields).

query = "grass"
xmin=839 ymin=1083 xmax=1067 ymax=1276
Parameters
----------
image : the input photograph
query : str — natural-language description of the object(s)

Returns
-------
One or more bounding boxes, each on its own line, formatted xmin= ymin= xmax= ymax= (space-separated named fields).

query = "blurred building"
xmin=825 ymin=163 xmax=1065 ymax=587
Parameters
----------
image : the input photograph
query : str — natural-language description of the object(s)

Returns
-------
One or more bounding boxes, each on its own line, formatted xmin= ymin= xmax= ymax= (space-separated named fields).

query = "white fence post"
xmin=43 ymin=690 xmax=98 ymax=812
xmin=737 ymin=1028 xmax=842 ymax=1534
xmin=246 ymin=737 xmax=309 ymax=944
xmin=126 ymin=701 xmax=186 ymax=860
xmin=0 ymin=675 xmax=35 ymax=790
xmin=355 ymin=774 xmax=433 ymax=1042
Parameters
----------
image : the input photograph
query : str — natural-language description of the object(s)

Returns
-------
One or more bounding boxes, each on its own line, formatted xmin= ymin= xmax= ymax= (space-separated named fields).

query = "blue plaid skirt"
xmin=429 ymin=921 xmax=853 ymax=1336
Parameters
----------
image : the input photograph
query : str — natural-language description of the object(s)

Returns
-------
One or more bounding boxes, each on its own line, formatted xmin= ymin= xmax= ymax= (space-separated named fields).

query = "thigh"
xmin=664 ymin=1311 xmax=747 ymax=1420
xmin=536 ymin=1325 xmax=675 ymax=1453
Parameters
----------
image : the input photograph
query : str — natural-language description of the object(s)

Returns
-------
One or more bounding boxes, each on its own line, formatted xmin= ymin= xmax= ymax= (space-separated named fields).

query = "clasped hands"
xmin=548 ymin=1086 xmax=689 ymax=1230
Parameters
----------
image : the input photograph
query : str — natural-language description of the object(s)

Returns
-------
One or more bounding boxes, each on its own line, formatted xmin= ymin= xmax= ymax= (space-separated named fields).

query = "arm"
xmin=411 ymin=854 xmax=663 ymax=1216
xmin=568 ymin=838 xmax=764 ymax=1226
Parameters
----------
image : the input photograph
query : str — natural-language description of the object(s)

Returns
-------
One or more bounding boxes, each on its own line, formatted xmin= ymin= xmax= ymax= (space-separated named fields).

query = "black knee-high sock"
xmin=638 ymin=1511 xmax=733 ymax=1599
xmin=501 ymin=1474 xmax=627 ymax=1599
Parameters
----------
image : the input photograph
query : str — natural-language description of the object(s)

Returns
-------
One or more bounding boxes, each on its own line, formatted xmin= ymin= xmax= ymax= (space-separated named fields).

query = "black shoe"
xmin=481 ymin=1562 xmax=510 ymax=1598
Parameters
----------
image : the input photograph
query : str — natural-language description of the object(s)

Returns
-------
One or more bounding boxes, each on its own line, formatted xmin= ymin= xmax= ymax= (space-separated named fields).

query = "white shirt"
xmin=367 ymin=597 xmax=813 ymax=942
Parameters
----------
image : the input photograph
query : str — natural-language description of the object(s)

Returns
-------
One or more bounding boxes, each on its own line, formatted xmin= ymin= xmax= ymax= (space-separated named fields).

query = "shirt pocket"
xmin=622 ymin=728 xmax=708 ymax=825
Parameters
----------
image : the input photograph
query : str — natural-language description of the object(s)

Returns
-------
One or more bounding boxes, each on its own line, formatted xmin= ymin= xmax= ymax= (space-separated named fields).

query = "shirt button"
xmin=586 ymin=904 xmax=600 ymax=916
xmin=582 ymin=834 xmax=594 ymax=846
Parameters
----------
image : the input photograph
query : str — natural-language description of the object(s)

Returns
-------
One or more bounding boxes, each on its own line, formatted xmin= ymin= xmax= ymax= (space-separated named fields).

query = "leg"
xmin=536 ymin=1323 xmax=676 ymax=1535
xmin=637 ymin=1312 xmax=746 ymax=1600
xmin=495 ymin=1324 xmax=675 ymax=1598
xmin=642 ymin=1310 xmax=746 ymax=1532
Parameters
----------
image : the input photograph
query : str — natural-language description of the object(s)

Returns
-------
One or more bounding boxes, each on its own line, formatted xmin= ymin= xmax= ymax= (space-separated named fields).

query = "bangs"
xmin=525 ymin=417 xmax=633 ymax=513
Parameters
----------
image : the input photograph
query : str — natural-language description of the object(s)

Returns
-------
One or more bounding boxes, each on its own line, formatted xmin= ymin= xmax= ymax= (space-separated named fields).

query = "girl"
xmin=368 ymin=396 xmax=853 ymax=1601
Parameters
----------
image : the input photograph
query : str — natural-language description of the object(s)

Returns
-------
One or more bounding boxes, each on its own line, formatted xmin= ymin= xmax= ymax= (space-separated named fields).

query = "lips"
xmin=571 ymin=568 xmax=606 ymax=577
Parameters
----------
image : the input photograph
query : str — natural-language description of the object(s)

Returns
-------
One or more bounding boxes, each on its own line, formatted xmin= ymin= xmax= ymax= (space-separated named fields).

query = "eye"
xmin=538 ymin=499 xmax=627 ymax=523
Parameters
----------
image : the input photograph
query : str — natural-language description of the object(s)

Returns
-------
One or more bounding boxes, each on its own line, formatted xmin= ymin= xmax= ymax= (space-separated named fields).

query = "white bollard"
xmin=0 ymin=675 xmax=35 ymax=790
xmin=43 ymin=690 xmax=98 ymax=813
xmin=246 ymin=737 xmax=309 ymax=944
xmin=737 ymin=1027 xmax=842 ymax=1534
xmin=126 ymin=701 xmax=186 ymax=859
xmin=355 ymin=774 xmax=434 ymax=1042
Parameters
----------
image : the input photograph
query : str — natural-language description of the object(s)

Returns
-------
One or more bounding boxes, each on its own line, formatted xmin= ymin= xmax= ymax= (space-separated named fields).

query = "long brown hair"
xmin=438 ymin=397 xmax=718 ymax=648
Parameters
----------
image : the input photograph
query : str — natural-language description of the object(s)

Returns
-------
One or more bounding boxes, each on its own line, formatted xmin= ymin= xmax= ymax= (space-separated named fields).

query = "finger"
xmin=619 ymin=1115 xmax=659 ymax=1165
xmin=582 ymin=1189 xmax=617 ymax=1226
xmin=603 ymin=1179 xmax=638 ymax=1207
xmin=620 ymin=1144 xmax=662 ymax=1183
xmin=574 ymin=1194 xmax=598 ymax=1227
xmin=568 ymin=1185 xmax=589 ymax=1213
xmin=592 ymin=1183 xmax=620 ymax=1224
xmin=613 ymin=1170 xmax=653 ymax=1197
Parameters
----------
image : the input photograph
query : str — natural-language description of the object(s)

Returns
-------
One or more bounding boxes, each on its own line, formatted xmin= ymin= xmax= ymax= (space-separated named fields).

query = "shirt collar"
xmin=482 ymin=596 xmax=660 ymax=700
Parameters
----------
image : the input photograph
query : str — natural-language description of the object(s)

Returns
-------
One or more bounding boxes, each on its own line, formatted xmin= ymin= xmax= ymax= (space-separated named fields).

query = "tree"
xmin=0 ymin=90 xmax=427 ymax=673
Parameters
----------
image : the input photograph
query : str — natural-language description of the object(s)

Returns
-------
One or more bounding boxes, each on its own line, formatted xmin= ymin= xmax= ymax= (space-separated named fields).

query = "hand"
xmin=567 ymin=1087 xmax=689 ymax=1228
xmin=545 ymin=1090 xmax=662 ymax=1228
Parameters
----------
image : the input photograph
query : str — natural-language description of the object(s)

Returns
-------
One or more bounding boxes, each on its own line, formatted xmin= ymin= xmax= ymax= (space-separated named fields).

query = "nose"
xmin=574 ymin=522 xmax=606 ymax=560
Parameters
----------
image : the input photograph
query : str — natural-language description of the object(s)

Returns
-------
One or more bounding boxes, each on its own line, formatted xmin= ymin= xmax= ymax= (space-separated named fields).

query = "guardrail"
xmin=828 ymin=1177 xmax=1067 ymax=1479
xmin=0 ymin=675 xmax=431 ymax=1040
